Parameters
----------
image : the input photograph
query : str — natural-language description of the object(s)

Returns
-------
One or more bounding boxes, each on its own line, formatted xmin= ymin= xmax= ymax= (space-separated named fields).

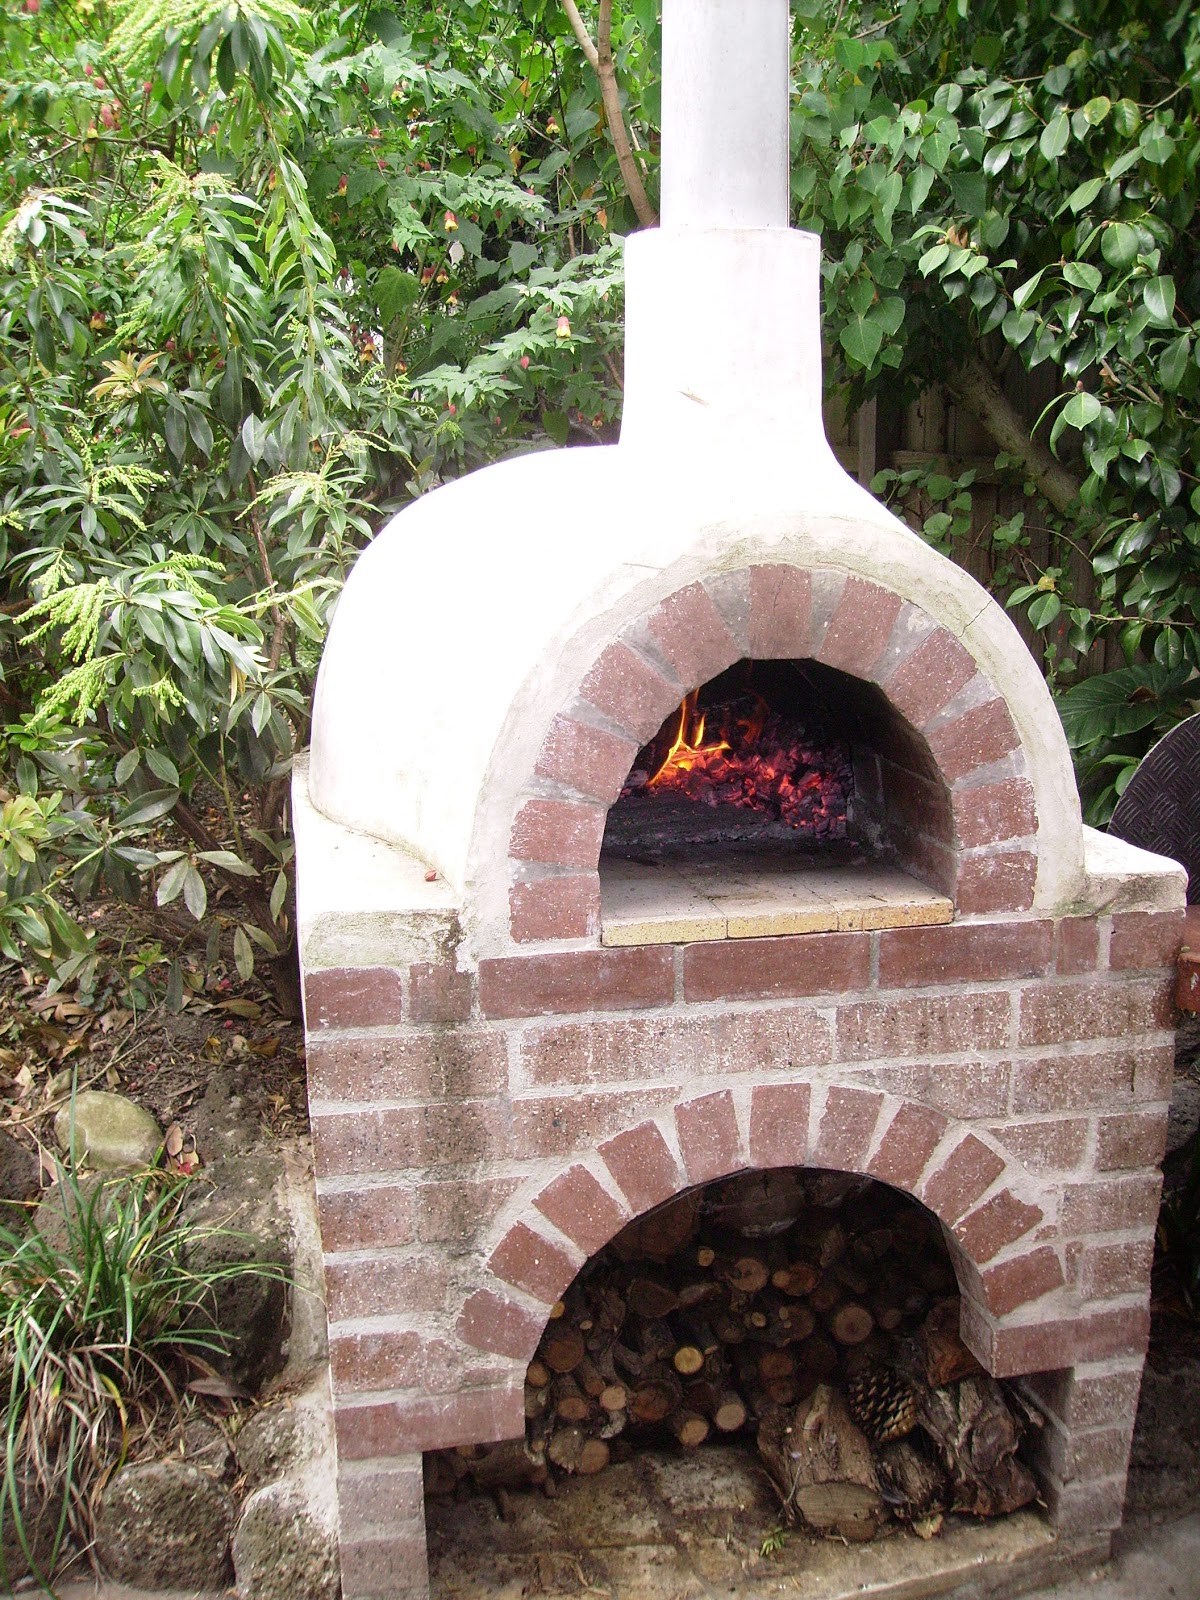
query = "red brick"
xmin=488 ymin=1222 xmax=578 ymax=1304
xmin=317 ymin=1183 xmax=415 ymax=1252
xmin=304 ymin=966 xmax=403 ymax=1030
xmin=992 ymin=1118 xmax=1089 ymax=1174
xmin=1018 ymin=977 xmax=1175 ymax=1046
xmin=338 ymin=1532 xmax=429 ymax=1599
xmin=580 ymin=640 xmax=682 ymax=743
xmin=534 ymin=714 xmax=638 ymax=804
xmin=927 ymin=695 xmax=1021 ymax=782
xmin=879 ymin=919 xmax=1052 ymax=989
xmin=1079 ymin=1238 xmax=1156 ymax=1300
xmin=600 ymin=1121 xmax=682 ymax=1213
xmin=816 ymin=576 xmax=904 ymax=677
xmin=748 ymin=1083 xmax=812 ymax=1169
xmin=1044 ymin=1474 xmax=1126 ymax=1535
xmin=1010 ymin=1046 xmax=1171 ymax=1113
xmin=955 ymin=851 xmax=1038 ymax=915
xmin=324 ymin=1251 xmax=451 ymax=1323
xmin=1056 ymin=918 xmax=1100 ymax=975
xmin=836 ymin=992 xmax=1009 ymax=1061
xmin=513 ymin=1087 xmax=680 ymax=1158
xmin=920 ymin=1134 xmax=1005 ymax=1222
xmin=408 ymin=961 xmax=472 ymax=1025
xmin=675 ymin=1090 xmax=742 ymax=1185
xmin=1062 ymin=1174 xmax=1163 ymax=1234
xmin=952 ymin=777 xmax=1037 ymax=850
xmin=1097 ymin=1110 xmax=1168 ymax=1170
xmin=1022 ymin=1366 xmax=1144 ymax=1430
xmin=882 ymin=628 xmax=979 ymax=729
xmin=981 ymin=1246 xmax=1065 ymax=1315
xmin=417 ymin=1178 xmax=521 ymax=1245
xmin=457 ymin=1289 xmax=545 ymax=1360
xmin=868 ymin=1103 xmax=948 ymax=1189
xmin=307 ymin=1032 xmax=505 ymax=1103
xmin=533 ymin=1164 xmax=629 ymax=1255
xmin=1043 ymin=1420 xmax=1136 ymax=1485
xmin=986 ymin=1306 xmax=1150 ymax=1376
xmin=954 ymin=1189 xmax=1043 ymax=1263
xmin=1109 ymin=909 xmax=1186 ymax=971
xmin=339 ymin=1461 xmax=424 ymax=1529
xmin=863 ymin=1062 xmax=1011 ymax=1119
xmin=510 ymin=798 xmax=606 ymax=870
xmin=480 ymin=947 xmax=675 ymax=1019
xmin=335 ymin=1384 xmax=524 ymax=1458
xmin=645 ymin=581 xmax=740 ymax=690
xmin=509 ymin=872 xmax=599 ymax=942
xmin=748 ymin=565 xmax=813 ymax=657
xmin=683 ymin=932 xmax=869 ymax=1002
xmin=312 ymin=1101 xmax=508 ymax=1178
xmin=521 ymin=1006 xmax=831 ymax=1086
xmin=812 ymin=1087 xmax=884 ymax=1171
xmin=330 ymin=1327 xmax=428 ymax=1392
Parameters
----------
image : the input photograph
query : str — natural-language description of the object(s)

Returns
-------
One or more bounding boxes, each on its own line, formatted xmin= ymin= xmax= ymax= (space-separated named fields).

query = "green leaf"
xmin=542 ymin=410 xmax=570 ymax=446
xmin=156 ymin=856 xmax=189 ymax=907
xmin=233 ymin=924 xmax=255 ymax=981
xmin=1143 ymin=276 xmax=1177 ymax=327
xmin=197 ymin=850 xmax=258 ymax=876
xmin=1062 ymin=262 xmax=1101 ymax=293
xmin=508 ymin=241 xmax=538 ymax=274
xmin=839 ymin=314 xmax=884 ymax=370
xmin=1101 ymin=222 xmax=1139 ymax=268
xmin=118 ymin=788 xmax=180 ymax=828
xmin=1056 ymin=664 xmax=1194 ymax=746
xmin=1066 ymin=177 xmax=1104 ymax=213
xmin=1062 ymin=390 xmax=1102 ymax=428
xmin=1027 ymin=591 xmax=1061 ymax=629
xmin=115 ymin=749 xmax=141 ymax=784
xmin=1159 ymin=333 xmax=1191 ymax=393
xmin=946 ymin=171 xmax=987 ymax=217
xmin=182 ymin=865 xmax=207 ymax=921
xmin=1039 ymin=111 xmax=1070 ymax=161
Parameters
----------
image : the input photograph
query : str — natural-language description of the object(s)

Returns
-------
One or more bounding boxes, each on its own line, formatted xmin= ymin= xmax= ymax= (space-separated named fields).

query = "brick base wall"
xmin=303 ymin=906 xmax=1181 ymax=1599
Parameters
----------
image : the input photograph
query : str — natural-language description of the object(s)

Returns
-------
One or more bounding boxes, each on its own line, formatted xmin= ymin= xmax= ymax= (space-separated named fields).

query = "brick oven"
xmin=294 ymin=4 xmax=1187 ymax=1596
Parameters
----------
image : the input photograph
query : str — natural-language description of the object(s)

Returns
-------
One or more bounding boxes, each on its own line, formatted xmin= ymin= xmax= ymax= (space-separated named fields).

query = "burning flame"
xmin=649 ymin=691 xmax=730 ymax=785
xmin=627 ymin=692 xmax=851 ymax=838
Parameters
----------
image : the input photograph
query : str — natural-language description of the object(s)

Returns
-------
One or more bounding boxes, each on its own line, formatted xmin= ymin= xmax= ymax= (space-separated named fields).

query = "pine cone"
xmin=846 ymin=1364 xmax=918 ymax=1445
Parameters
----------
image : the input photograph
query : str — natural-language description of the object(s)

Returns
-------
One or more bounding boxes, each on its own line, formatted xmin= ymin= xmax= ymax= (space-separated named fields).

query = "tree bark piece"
xmin=946 ymin=350 xmax=1083 ymax=515
xmin=758 ymin=1384 xmax=885 ymax=1542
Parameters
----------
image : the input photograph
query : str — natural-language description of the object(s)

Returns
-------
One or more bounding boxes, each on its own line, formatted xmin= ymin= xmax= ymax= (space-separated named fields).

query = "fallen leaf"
xmin=249 ymin=1036 xmax=280 ymax=1058
xmin=217 ymin=999 xmax=262 ymax=1020
xmin=913 ymin=1514 xmax=943 ymax=1540
xmin=187 ymin=1375 xmax=253 ymax=1400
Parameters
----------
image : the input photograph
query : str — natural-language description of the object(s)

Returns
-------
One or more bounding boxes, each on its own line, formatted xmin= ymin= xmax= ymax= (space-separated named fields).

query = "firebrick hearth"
xmin=294 ymin=2 xmax=1188 ymax=1598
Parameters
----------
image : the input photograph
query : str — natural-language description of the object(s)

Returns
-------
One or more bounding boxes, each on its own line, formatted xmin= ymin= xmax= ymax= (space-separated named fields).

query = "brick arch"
xmin=459 ymin=1082 xmax=1064 ymax=1373
xmin=505 ymin=565 xmax=1038 ymax=944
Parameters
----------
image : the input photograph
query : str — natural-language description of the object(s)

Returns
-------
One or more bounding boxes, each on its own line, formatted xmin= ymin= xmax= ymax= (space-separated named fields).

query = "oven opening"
xmin=599 ymin=659 xmax=955 ymax=944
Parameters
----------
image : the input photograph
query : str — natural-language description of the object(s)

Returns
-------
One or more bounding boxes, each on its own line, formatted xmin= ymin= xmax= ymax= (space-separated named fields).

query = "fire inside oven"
xmin=608 ymin=660 xmax=855 ymax=859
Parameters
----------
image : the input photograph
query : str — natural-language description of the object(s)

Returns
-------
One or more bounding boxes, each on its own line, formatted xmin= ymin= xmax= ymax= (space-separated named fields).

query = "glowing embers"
xmin=622 ymin=680 xmax=853 ymax=840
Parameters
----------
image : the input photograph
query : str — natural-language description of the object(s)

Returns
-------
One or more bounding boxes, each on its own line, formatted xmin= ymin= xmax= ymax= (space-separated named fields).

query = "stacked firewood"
xmin=428 ymin=1172 xmax=1039 ymax=1540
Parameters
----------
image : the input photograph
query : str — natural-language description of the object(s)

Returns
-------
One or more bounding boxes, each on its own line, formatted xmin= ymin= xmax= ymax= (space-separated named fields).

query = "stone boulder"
xmin=181 ymin=1150 xmax=292 ymax=1392
xmin=94 ymin=1459 xmax=234 ymax=1589
xmin=54 ymin=1091 xmax=161 ymax=1171
xmin=232 ymin=1482 xmax=339 ymax=1600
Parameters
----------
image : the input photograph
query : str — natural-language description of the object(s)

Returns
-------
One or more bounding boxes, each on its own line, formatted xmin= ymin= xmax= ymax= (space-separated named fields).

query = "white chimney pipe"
xmin=660 ymin=0 xmax=791 ymax=230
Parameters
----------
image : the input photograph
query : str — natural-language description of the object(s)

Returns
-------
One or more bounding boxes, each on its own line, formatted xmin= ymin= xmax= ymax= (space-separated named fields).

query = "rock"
xmin=95 ymin=1459 xmax=234 ymax=1589
xmin=54 ymin=1091 xmax=161 ymax=1171
xmin=33 ymin=1173 xmax=124 ymax=1252
xmin=232 ymin=1482 xmax=339 ymax=1600
xmin=183 ymin=1417 xmax=238 ymax=1484
xmin=236 ymin=1402 xmax=312 ymax=1494
xmin=181 ymin=1151 xmax=292 ymax=1393
xmin=0 ymin=1128 xmax=40 ymax=1229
